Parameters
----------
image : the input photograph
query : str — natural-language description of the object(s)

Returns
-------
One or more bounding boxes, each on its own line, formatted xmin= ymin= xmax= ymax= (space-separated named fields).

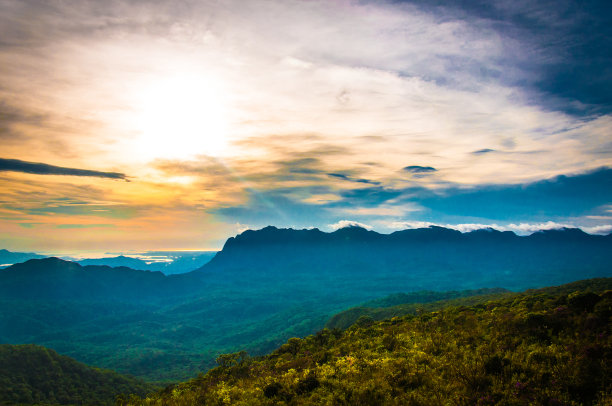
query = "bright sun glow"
xmin=134 ymin=74 xmax=229 ymax=160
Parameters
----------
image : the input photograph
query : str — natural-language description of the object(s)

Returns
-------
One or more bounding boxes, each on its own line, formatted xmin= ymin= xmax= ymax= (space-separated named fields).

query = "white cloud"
xmin=328 ymin=220 xmax=373 ymax=230
xmin=234 ymin=223 xmax=253 ymax=234
xmin=2 ymin=0 xmax=610 ymax=185
xmin=386 ymin=221 xmax=436 ymax=230
xmin=379 ymin=219 xmax=612 ymax=236
xmin=447 ymin=223 xmax=503 ymax=233
xmin=1 ymin=0 xmax=611 ymax=251
xmin=581 ymin=225 xmax=612 ymax=235
xmin=505 ymin=221 xmax=572 ymax=234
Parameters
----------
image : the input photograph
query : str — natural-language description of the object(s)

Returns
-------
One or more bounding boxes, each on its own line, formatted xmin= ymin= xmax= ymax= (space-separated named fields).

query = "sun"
xmin=133 ymin=74 xmax=229 ymax=160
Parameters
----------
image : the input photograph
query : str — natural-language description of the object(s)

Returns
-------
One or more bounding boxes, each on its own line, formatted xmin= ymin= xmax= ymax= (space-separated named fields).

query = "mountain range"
xmin=1 ymin=225 xmax=611 ymax=381
xmin=0 ymin=249 xmax=45 ymax=267
xmin=76 ymin=251 xmax=217 ymax=275
xmin=0 ymin=249 xmax=217 ymax=274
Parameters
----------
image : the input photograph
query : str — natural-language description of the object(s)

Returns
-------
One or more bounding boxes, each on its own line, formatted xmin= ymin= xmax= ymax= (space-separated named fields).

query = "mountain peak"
xmin=527 ymin=227 xmax=590 ymax=241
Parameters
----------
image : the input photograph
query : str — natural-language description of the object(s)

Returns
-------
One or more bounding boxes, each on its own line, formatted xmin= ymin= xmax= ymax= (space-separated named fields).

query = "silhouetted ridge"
xmin=463 ymin=228 xmax=519 ymax=242
xmin=196 ymin=225 xmax=612 ymax=293
xmin=204 ymin=225 xmax=607 ymax=261
xmin=0 ymin=249 xmax=45 ymax=267
xmin=78 ymin=255 xmax=151 ymax=270
xmin=526 ymin=227 xmax=592 ymax=242
xmin=226 ymin=226 xmax=326 ymax=246
xmin=331 ymin=226 xmax=380 ymax=241
xmin=388 ymin=226 xmax=463 ymax=242
xmin=0 ymin=257 xmax=202 ymax=303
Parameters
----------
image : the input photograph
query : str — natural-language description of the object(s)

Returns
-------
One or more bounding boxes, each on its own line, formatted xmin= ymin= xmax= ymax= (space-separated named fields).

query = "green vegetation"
xmin=2 ymin=227 xmax=612 ymax=382
xmin=326 ymin=287 xmax=510 ymax=330
xmin=0 ymin=344 xmax=155 ymax=406
xmin=124 ymin=278 xmax=611 ymax=405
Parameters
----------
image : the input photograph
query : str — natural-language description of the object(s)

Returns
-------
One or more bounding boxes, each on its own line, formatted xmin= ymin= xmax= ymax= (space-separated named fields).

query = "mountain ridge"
xmin=2 ymin=225 xmax=611 ymax=381
xmin=206 ymin=225 xmax=610 ymax=256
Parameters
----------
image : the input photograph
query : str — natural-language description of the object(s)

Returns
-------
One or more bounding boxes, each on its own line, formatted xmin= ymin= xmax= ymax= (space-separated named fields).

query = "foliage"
xmin=124 ymin=278 xmax=611 ymax=405
xmin=2 ymin=226 xmax=612 ymax=382
xmin=0 ymin=344 xmax=156 ymax=405
xmin=326 ymin=288 xmax=511 ymax=329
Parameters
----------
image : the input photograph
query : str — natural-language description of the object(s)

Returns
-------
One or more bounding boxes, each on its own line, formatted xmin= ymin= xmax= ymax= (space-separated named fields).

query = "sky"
xmin=1 ymin=0 xmax=611 ymax=254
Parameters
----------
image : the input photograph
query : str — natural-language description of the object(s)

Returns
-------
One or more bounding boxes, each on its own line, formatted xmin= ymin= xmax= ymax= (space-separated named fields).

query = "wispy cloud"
xmin=0 ymin=158 xmax=127 ymax=180
xmin=403 ymin=166 xmax=437 ymax=173
xmin=472 ymin=149 xmax=496 ymax=155
xmin=0 ymin=0 xmax=611 ymax=251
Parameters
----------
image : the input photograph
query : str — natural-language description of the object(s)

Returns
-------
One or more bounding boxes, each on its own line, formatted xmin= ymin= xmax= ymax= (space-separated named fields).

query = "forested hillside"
xmin=0 ymin=344 xmax=155 ymax=405
xmin=326 ymin=287 xmax=510 ymax=329
xmin=2 ymin=226 xmax=611 ymax=382
xmin=124 ymin=278 xmax=611 ymax=405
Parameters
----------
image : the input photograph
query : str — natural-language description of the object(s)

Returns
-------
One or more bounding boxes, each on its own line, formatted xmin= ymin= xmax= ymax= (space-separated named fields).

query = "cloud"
xmin=0 ymin=100 xmax=45 ymax=142
xmin=582 ymin=224 xmax=612 ymax=235
xmin=327 ymin=173 xmax=350 ymax=181
xmin=403 ymin=166 xmax=437 ymax=173
xmin=414 ymin=167 xmax=612 ymax=220
xmin=328 ymin=220 xmax=373 ymax=231
xmin=0 ymin=158 xmax=127 ymax=180
xmin=472 ymin=148 xmax=496 ymax=155
xmin=0 ymin=0 xmax=611 ymax=252
xmin=343 ymin=206 xmax=408 ymax=217
xmin=327 ymin=172 xmax=380 ymax=185
xmin=382 ymin=219 xmax=610 ymax=236
xmin=504 ymin=221 xmax=572 ymax=233
xmin=337 ymin=187 xmax=403 ymax=207
xmin=55 ymin=224 xmax=115 ymax=229
xmin=385 ymin=221 xmax=506 ymax=233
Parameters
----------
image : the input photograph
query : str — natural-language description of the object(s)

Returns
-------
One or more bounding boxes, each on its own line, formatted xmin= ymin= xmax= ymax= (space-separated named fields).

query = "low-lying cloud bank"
xmin=381 ymin=220 xmax=612 ymax=236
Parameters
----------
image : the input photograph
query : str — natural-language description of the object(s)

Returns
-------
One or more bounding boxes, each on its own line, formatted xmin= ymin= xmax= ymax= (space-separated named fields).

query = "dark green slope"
xmin=0 ymin=257 xmax=204 ymax=303
xmin=125 ymin=278 xmax=612 ymax=406
xmin=0 ymin=344 xmax=155 ymax=405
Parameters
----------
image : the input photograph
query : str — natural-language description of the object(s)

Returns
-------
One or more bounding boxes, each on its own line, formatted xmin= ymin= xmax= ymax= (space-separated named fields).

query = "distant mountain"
xmin=0 ymin=344 xmax=154 ymax=405
xmin=0 ymin=249 xmax=44 ymax=267
xmin=78 ymin=255 xmax=153 ymax=270
xmin=0 ymin=257 xmax=204 ymax=303
xmin=77 ymin=252 xmax=217 ymax=275
xmin=197 ymin=225 xmax=612 ymax=292
xmin=2 ymin=226 xmax=611 ymax=382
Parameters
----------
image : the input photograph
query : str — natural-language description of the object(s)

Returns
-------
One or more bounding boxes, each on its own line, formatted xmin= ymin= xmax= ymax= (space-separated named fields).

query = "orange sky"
xmin=1 ymin=0 xmax=611 ymax=254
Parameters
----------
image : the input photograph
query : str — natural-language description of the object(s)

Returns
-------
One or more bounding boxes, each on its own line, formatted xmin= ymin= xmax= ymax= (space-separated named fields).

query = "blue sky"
xmin=0 ymin=0 xmax=611 ymax=253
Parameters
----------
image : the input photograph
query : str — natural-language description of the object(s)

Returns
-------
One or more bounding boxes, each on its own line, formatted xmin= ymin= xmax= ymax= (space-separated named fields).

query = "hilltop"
xmin=0 ymin=344 xmax=154 ymax=405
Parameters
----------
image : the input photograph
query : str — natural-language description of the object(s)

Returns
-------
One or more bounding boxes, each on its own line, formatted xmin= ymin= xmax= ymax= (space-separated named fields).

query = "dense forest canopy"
xmin=123 ymin=278 xmax=611 ymax=405
xmin=0 ymin=344 xmax=155 ymax=406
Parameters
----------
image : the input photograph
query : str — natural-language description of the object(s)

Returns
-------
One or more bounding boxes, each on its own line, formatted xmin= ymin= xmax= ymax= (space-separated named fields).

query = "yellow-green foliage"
xmin=123 ymin=279 xmax=611 ymax=406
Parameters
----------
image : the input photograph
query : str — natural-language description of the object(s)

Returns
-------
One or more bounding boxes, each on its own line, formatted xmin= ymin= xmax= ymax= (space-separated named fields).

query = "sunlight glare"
xmin=134 ymin=74 xmax=229 ymax=160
